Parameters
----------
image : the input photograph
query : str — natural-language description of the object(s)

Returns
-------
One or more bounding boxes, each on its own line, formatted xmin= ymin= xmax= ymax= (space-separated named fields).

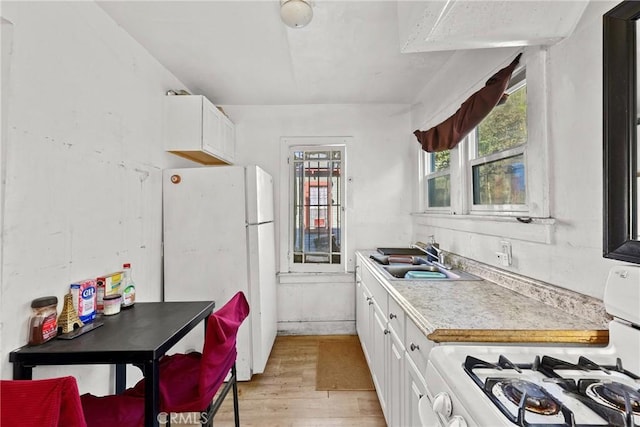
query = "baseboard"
xmin=278 ymin=321 xmax=356 ymax=336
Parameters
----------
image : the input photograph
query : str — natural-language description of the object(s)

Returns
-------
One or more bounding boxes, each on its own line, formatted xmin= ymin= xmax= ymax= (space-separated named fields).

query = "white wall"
xmin=411 ymin=1 xmax=621 ymax=300
xmin=222 ymin=104 xmax=414 ymax=333
xmin=0 ymin=14 xmax=13 ymax=377
xmin=0 ymin=2 xmax=191 ymax=392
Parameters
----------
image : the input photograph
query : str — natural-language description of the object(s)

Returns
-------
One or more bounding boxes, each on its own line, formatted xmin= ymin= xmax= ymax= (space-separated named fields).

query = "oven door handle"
xmin=418 ymin=395 xmax=444 ymax=427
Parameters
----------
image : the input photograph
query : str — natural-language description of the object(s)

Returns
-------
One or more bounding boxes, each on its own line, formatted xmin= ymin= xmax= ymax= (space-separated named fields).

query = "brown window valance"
xmin=414 ymin=53 xmax=523 ymax=153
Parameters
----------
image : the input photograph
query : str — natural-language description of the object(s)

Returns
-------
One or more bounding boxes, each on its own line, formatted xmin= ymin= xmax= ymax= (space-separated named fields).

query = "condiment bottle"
xmin=121 ymin=263 xmax=136 ymax=308
xmin=28 ymin=296 xmax=58 ymax=345
xmin=96 ymin=279 xmax=105 ymax=314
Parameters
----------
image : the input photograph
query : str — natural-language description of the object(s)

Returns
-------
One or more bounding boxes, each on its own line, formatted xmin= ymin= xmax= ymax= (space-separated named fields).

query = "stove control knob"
xmin=447 ymin=416 xmax=468 ymax=427
xmin=432 ymin=392 xmax=452 ymax=417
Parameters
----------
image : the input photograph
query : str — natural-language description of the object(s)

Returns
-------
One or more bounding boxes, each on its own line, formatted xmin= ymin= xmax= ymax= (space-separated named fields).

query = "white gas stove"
xmin=422 ymin=266 xmax=640 ymax=427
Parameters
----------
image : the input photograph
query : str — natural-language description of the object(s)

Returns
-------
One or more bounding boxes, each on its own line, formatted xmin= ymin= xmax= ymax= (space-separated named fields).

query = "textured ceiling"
xmin=98 ymin=1 xmax=588 ymax=106
xmin=99 ymin=1 xmax=455 ymax=105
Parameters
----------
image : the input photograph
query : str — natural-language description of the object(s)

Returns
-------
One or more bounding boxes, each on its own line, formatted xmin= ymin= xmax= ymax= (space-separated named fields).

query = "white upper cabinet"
xmin=163 ymin=95 xmax=235 ymax=165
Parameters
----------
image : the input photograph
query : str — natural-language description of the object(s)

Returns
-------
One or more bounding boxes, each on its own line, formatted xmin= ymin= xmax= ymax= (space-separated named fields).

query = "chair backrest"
xmin=118 ymin=292 xmax=251 ymax=414
xmin=1 ymin=376 xmax=87 ymax=427
xmin=199 ymin=291 xmax=250 ymax=399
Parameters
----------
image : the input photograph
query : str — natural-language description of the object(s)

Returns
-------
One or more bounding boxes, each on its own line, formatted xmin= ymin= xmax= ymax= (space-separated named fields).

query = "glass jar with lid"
xmin=28 ymin=296 xmax=58 ymax=345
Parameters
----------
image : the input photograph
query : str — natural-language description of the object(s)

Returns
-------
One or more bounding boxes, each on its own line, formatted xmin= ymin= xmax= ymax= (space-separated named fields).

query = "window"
xmin=421 ymin=67 xmax=534 ymax=216
xmin=470 ymin=71 xmax=527 ymax=212
xmin=424 ymin=150 xmax=451 ymax=209
xmin=289 ymin=144 xmax=345 ymax=272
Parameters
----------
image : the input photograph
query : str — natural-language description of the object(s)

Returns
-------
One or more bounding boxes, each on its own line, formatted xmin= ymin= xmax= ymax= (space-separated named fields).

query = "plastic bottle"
xmin=121 ymin=263 xmax=136 ymax=308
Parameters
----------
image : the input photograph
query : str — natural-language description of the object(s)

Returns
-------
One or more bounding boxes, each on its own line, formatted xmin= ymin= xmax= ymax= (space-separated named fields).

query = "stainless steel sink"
xmin=375 ymin=257 xmax=481 ymax=281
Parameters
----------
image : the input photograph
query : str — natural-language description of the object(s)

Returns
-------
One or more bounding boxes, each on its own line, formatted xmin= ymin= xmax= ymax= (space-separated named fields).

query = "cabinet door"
xmin=371 ymin=303 xmax=388 ymax=418
xmin=405 ymin=355 xmax=428 ymax=427
xmin=202 ymin=100 xmax=224 ymax=158
xmin=221 ymin=115 xmax=235 ymax=162
xmin=355 ymin=279 xmax=371 ymax=364
xmin=387 ymin=327 xmax=405 ymax=427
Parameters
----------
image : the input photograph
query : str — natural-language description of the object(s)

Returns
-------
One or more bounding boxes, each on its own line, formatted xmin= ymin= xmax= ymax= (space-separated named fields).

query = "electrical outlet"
xmin=496 ymin=252 xmax=510 ymax=267
xmin=500 ymin=240 xmax=512 ymax=266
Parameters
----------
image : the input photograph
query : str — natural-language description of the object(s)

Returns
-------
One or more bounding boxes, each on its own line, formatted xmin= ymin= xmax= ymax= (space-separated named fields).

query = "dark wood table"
xmin=9 ymin=301 xmax=215 ymax=427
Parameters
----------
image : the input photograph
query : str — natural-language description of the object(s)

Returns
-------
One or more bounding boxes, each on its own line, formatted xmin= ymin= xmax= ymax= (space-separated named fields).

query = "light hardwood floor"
xmin=211 ymin=335 xmax=386 ymax=427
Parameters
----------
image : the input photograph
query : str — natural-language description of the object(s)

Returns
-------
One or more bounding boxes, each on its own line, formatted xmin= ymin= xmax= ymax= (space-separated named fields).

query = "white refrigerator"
xmin=162 ymin=165 xmax=277 ymax=381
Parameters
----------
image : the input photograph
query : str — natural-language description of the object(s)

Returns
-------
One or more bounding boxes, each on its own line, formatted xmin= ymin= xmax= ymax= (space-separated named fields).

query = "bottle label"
xmin=96 ymin=284 xmax=105 ymax=313
xmin=122 ymin=285 xmax=135 ymax=307
xmin=41 ymin=313 xmax=58 ymax=341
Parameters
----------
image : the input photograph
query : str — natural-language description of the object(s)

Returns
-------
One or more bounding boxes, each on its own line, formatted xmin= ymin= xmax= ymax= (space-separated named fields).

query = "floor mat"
xmin=315 ymin=336 xmax=375 ymax=391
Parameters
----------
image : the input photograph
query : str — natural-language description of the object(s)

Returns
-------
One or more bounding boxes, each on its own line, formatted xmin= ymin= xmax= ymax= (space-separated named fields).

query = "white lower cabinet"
xmin=356 ymin=254 xmax=433 ymax=427
xmin=405 ymin=355 xmax=429 ymax=427
xmin=356 ymin=272 xmax=372 ymax=364
xmin=387 ymin=327 xmax=405 ymax=427
xmin=372 ymin=303 xmax=388 ymax=415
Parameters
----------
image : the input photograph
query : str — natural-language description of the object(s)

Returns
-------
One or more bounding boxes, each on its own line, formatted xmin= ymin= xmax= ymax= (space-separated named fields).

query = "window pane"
xmin=292 ymin=148 xmax=342 ymax=265
xmin=430 ymin=151 xmax=450 ymax=172
xmin=427 ymin=175 xmax=450 ymax=207
xmin=473 ymin=154 xmax=526 ymax=205
xmin=477 ymin=84 xmax=527 ymax=157
xmin=305 ymin=151 xmax=330 ymax=161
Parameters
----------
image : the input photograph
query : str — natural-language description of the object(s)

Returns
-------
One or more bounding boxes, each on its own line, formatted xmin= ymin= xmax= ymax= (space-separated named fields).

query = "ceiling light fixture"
xmin=280 ymin=0 xmax=313 ymax=29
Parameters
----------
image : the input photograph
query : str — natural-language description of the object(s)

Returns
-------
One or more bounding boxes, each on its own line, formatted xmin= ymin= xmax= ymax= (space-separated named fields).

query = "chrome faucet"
xmin=428 ymin=245 xmax=446 ymax=265
xmin=412 ymin=236 xmax=451 ymax=269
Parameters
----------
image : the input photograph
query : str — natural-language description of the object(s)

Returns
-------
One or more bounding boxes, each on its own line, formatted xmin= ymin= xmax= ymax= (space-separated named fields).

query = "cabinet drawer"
xmin=387 ymin=297 xmax=405 ymax=342
xmin=361 ymin=263 xmax=388 ymax=315
xmin=405 ymin=317 xmax=433 ymax=374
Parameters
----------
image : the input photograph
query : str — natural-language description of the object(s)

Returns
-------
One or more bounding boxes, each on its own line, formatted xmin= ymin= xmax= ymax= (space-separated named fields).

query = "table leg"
xmin=204 ymin=313 xmax=210 ymax=334
xmin=116 ymin=363 xmax=126 ymax=394
xmin=12 ymin=363 xmax=32 ymax=380
xmin=143 ymin=359 xmax=160 ymax=427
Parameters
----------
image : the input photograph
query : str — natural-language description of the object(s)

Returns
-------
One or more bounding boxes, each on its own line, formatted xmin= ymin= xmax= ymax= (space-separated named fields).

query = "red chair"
xmin=82 ymin=291 xmax=250 ymax=427
xmin=79 ymin=393 xmax=145 ymax=427
xmin=1 ymin=376 xmax=87 ymax=427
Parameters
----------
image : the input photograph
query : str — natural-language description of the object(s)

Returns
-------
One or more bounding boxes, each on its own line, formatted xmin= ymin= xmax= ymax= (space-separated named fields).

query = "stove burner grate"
xmin=539 ymin=355 xmax=640 ymax=381
xmin=464 ymin=356 xmax=576 ymax=426
xmin=463 ymin=355 xmax=639 ymax=427
xmin=489 ymin=378 xmax=561 ymax=415
xmin=540 ymin=355 xmax=640 ymax=426
xmin=583 ymin=381 xmax=640 ymax=415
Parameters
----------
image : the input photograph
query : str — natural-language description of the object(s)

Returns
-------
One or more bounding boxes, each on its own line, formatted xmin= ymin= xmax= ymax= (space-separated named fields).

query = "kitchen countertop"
xmin=357 ymin=251 xmax=609 ymax=345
